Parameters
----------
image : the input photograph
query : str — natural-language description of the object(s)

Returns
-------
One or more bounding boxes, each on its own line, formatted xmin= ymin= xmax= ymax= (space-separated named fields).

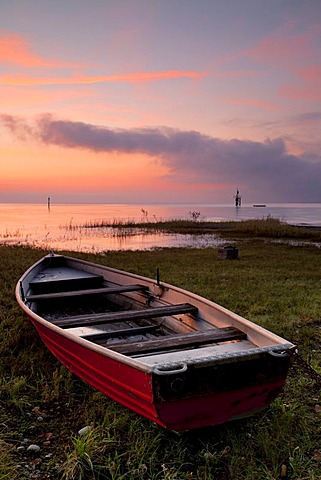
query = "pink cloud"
xmin=0 ymin=31 xmax=84 ymax=68
xmin=0 ymin=70 xmax=206 ymax=86
xmin=0 ymin=86 xmax=92 ymax=109
xmin=279 ymin=65 xmax=321 ymax=101
xmin=297 ymin=65 xmax=321 ymax=81
xmin=246 ymin=34 xmax=311 ymax=66
xmin=226 ymin=97 xmax=277 ymax=111
xmin=243 ymin=18 xmax=320 ymax=68
xmin=2 ymin=113 xmax=321 ymax=202
xmin=243 ymin=26 xmax=321 ymax=103
xmin=279 ymin=82 xmax=321 ymax=101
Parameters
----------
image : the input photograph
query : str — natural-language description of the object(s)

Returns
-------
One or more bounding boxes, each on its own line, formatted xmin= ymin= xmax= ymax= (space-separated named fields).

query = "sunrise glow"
xmin=1 ymin=1 xmax=321 ymax=203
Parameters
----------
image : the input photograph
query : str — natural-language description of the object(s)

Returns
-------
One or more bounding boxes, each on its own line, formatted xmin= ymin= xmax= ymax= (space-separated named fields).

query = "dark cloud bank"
xmin=1 ymin=113 xmax=321 ymax=202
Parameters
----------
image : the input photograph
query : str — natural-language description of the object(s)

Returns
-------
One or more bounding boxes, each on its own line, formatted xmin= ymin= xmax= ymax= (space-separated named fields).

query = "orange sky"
xmin=1 ymin=1 xmax=321 ymax=203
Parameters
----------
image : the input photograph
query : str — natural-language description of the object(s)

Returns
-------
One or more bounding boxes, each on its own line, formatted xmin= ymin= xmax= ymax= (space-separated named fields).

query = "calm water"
xmin=0 ymin=203 xmax=320 ymax=253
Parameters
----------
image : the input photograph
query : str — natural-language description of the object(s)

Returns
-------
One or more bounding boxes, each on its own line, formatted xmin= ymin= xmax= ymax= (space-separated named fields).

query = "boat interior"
xmin=23 ymin=259 xmax=266 ymax=365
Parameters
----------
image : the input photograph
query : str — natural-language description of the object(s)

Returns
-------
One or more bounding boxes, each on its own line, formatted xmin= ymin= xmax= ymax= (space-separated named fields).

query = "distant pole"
xmin=234 ymin=189 xmax=241 ymax=207
xmin=47 ymin=197 xmax=51 ymax=211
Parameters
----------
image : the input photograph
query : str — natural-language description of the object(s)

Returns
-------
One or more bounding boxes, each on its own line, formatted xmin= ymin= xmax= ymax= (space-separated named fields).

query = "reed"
xmin=80 ymin=216 xmax=321 ymax=241
xmin=0 ymin=243 xmax=320 ymax=479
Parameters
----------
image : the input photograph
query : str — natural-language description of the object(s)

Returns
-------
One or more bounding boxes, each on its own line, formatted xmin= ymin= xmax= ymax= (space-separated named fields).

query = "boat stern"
xmin=151 ymin=346 xmax=293 ymax=432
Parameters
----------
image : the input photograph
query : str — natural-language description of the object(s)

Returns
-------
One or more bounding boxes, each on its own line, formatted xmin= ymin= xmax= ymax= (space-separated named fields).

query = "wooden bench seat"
xmin=81 ymin=323 xmax=161 ymax=342
xmin=109 ymin=327 xmax=247 ymax=355
xmin=52 ymin=303 xmax=198 ymax=329
xmin=26 ymin=284 xmax=149 ymax=302
xmin=29 ymin=270 xmax=104 ymax=294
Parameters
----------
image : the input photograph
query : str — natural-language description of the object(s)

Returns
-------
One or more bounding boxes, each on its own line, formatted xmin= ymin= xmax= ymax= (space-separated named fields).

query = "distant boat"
xmin=16 ymin=253 xmax=295 ymax=432
xmin=253 ymin=204 xmax=266 ymax=207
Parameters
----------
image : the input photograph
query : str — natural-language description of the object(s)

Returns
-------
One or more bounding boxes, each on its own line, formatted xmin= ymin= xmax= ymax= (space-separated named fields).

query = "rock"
xmin=78 ymin=425 xmax=91 ymax=436
xmin=313 ymin=450 xmax=321 ymax=461
xmin=17 ymin=446 xmax=25 ymax=452
xmin=27 ymin=444 xmax=41 ymax=452
xmin=280 ymin=464 xmax=287 ymax=478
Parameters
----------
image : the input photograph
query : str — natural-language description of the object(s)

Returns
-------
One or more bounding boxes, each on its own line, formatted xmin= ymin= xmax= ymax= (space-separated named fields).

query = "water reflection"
xmin=0 ymin=225 xmax=227 ymax=253
xmin=0 ymin=202 xmax=320 ymax=253
xmin=0 ymin=205 xmax=227 ymax=252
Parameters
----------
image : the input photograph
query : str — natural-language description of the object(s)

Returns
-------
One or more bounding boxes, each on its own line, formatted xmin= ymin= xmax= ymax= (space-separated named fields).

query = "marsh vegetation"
xmin=0 ymin=225 xmax=321 ymax=478
xmin=83 ymin=215 xmax=321 ymax=241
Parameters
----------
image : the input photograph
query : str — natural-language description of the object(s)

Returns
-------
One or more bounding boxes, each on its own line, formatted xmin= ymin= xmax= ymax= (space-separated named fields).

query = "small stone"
xmin=37 ymin=416 xmax=44 ymax=422
xmin=313 ymin=450 xmax=321 ymax=461
xmin=78 ymin=425 xmax=91 ymax=436
xmin=203 ymin=452 xmax=213 ymax=460
xmin=280 ymin=464 xmax=287 ymax=478
xmin=31 ymin=457 xmax=42 ymax=467
xmin=314 ymin=404 xmax=321 ymax=413
xmin=27 ymin=444 xmax=40 ymax=452
xmin=17 ymin=446 xmax=25 ymax=452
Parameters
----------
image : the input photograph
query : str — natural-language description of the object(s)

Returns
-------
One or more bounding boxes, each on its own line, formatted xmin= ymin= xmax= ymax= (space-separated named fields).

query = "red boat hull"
xmin=31 ymin=317 xmax=289 ymax=432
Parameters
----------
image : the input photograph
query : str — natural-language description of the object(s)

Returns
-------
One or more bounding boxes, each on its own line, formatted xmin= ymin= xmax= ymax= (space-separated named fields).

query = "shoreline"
xmin=1 ymin=218 xmax=321 ymax=254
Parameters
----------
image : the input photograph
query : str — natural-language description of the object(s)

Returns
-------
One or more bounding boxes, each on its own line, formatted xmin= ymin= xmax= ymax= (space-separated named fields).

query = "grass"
xmin=0 ymin=238 xmax=321 ymax=479
xmin=0 ymin=438 xmax=19 ymax=480
xmin=82 ymin=216 xmax=321 ymax=241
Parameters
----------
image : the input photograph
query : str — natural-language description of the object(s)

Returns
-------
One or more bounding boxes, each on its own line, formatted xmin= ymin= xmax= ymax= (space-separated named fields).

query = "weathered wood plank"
xmin=80 ymin=323 xmax=161 ymax=342
xmin=109 ymin=327 xmax=247 ymax=355
xmin=26 ymin=284 xmax=149 ymax=302
xmin=52 ymin=303 xmax=198 ymax=329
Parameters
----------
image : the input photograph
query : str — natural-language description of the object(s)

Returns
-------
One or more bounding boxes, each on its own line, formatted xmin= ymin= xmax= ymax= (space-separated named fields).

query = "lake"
xmin=0 ymin=203 xmax=320 ymax=253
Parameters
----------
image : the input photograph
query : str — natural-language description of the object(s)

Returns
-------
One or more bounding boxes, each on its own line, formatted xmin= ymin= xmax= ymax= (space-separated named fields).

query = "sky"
xmin=0 ymin=0 xmax=321 ymax=204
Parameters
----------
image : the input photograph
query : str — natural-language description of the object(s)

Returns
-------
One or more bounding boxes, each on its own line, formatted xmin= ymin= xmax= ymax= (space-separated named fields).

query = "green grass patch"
xmin=0 ymin=243 xmax=321 ymax=478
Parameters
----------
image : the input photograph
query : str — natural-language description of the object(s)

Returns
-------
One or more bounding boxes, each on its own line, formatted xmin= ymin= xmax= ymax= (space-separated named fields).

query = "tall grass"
xmin=81 ymin=216 xmax=321 ymax=241
xmin=0 ymin=243 xmax=320 ymax=479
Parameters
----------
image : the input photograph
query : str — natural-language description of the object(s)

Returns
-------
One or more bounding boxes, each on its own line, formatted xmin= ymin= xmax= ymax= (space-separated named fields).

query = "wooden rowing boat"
xmin=16 ymin=253 xmax=295 ymax=432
